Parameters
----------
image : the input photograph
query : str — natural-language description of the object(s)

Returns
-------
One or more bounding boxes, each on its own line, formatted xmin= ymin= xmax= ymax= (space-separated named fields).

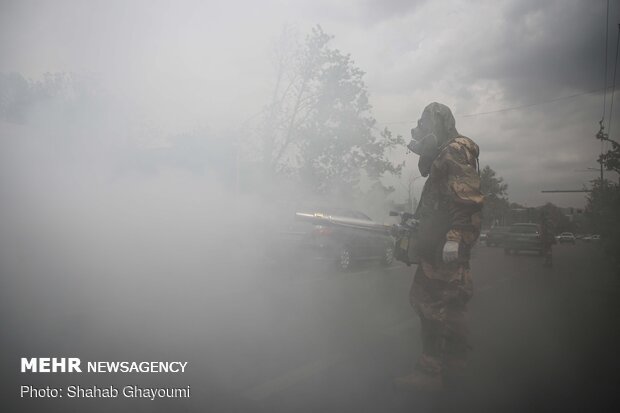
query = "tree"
xmin=357 ymin=181 xmax=396 ymax=222
xmin=479 ymin=165 xmax=510 ymax=227
xmin=0 ymin=72 xmax=95 ymax=124
xmin=596 ymin=121 xmax=620 ymax=175
xmin=586 ymin=179 xmax=620 ymax=273
xmin=592 ymin=125 xmax=620 ymax=272
xmin=539 ymin=203 xmax=574 ymax=234
xmin=261 ymin=25 xmax=403 ymax=199
xmin=599 ymin=140 xmax=620 ymax=174
xmin=0 ymin=72 xmax=31 ymax=123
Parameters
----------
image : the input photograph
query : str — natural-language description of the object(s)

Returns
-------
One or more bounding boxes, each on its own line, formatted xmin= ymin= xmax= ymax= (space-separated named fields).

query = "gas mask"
xmin=407 ymin=102 xmax=459 ymax=177
xmin=408 ymin=127 xmax=440 ymax=177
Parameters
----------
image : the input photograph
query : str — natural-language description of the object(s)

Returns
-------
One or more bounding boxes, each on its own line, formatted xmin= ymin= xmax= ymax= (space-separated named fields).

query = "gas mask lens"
xmin=408 ymin=130 xmax=438 ymax=157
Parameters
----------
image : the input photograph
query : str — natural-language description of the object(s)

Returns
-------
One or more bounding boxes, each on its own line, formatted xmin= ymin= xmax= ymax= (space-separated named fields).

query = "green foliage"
xmin=480 ymin=165 xmax=510 ymax=227
xmin=503 ymin=202 xmax=574 ymax=233
xmin=0 ymin=72 xmax=31 ymax=122
xmin=262 ymin=25 xmax=404 ymax=199
xmin=0 ymin=72 xmax=95 ymax=124
xmin=586 ymin=179 xmax=620 ymax=271
xmin=599 ymin=140 xmax=620 ymax=175
xmin=478 ymin=166 xmax=575 ymax=232
xmin=539 ymin=203 xmax=574 ymax=234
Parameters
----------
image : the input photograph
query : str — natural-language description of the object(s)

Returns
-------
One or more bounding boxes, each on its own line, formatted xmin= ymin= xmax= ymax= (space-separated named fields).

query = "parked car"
xmin=486 ymin=226 xmax=510 ymax=247
xmin=304 ymin=208 xmax=395 ymax=271
xmin=479 ymin=230 xmax=489 ymax=243
xmin=583 ymin=234 xmax=601 ymax=242
xmin=557 ymin=232 xmax=576 ymax=244
xmin=268 ymin=207 xmax=395 ymax=271
xmin=504 ymin=223 xmax=543 ymax=255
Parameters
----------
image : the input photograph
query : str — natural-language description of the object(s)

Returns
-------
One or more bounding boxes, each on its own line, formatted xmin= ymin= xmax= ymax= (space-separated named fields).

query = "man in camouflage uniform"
xmin=395 ymin=102 xmax=483 ymax=391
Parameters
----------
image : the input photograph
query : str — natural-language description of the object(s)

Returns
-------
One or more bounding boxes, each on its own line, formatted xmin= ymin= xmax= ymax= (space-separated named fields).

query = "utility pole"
xmin=596 ymin=120 xmax=607 ymax=182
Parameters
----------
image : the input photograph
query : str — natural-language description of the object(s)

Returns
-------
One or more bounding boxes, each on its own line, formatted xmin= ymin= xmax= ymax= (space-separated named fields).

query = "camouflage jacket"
xmin=414 ymin=136 xmax=484 ymax=264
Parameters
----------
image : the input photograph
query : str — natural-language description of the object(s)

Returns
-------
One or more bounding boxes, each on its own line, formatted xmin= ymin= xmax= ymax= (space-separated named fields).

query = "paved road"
xmin=4 ymin=241 xmax=620 ymax=412
xmin=195 ymin=241 xmax=620 ymax=412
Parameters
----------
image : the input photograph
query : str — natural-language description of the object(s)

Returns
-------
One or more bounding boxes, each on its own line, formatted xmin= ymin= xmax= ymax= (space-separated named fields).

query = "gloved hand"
xmin=442 ymin=240 xmax=459 ymax=263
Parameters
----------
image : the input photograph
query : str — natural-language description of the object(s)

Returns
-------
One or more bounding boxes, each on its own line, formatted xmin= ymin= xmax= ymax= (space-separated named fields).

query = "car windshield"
xmin=510 ymin=225 xmax=538 ymax=233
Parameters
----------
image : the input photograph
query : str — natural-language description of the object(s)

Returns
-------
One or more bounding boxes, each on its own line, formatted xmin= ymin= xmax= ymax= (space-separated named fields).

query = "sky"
xmin=1 ymin=3 xmax=618 ymax=410
xmin=1 ymin=0 xmax=619 ymax=207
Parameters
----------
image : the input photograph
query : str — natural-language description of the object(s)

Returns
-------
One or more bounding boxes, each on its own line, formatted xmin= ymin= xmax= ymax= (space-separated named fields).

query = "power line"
xmin=458 ymin=89 xmax=606 ymax=118
xmin=598 ymin=0 xmax=611 ymax=180
xmin=376 ymin=87 xmax=608 ymax=125
xmin=607 ymin=24 xmax=620 ymax=140
xmin=602 ymin=0 xmax=610 ymax=121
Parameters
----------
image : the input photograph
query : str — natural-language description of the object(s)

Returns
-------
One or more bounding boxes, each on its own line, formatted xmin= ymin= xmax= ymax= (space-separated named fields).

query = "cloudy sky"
xmin=1 ymin=0 xmax=619 ymax=207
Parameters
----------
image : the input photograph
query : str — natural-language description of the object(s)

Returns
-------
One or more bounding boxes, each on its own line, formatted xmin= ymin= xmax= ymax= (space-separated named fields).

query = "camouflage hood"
xmin=409 ymin=102 xmax=463 ymax=176
xmin=409 ymin=102 xmax=459 ymax=155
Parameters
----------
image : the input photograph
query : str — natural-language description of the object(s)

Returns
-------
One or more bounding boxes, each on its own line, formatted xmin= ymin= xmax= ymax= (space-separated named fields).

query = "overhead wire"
xmin=607 ymin=24 xmax=620 ymax=141
xmin=602 ymin=0 xmax=610 ymax=122
xmin=376 ymin=87 xmax=609 ymax=125
xmin=458 ymin=89 xmax=607 ymax=118
xmin=377 ymin=1 xmax=614 ymax=128
xmin=600 ymin=0 xmax=611 ymax=172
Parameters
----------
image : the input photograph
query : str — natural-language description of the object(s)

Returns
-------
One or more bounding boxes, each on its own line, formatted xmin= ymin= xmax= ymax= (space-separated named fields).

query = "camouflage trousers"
xmin=409 ymin=260 xmax=473 ymax=379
